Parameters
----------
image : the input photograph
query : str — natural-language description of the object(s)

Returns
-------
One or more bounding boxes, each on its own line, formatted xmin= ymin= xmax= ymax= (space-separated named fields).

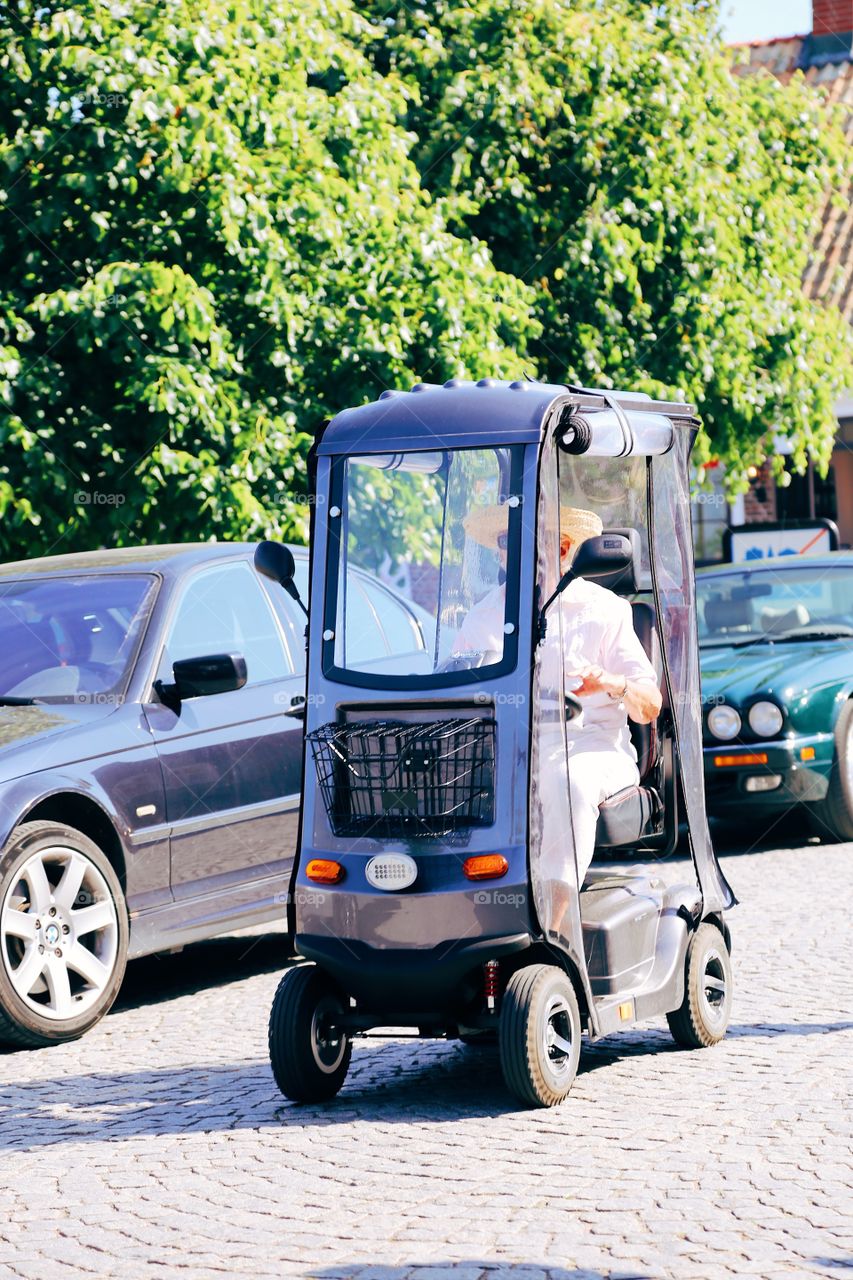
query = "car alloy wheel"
xmin=0 ymin=821 xmax=128 ymax=1047
xmin=2 ymin=845 xmax=119 ymax=1020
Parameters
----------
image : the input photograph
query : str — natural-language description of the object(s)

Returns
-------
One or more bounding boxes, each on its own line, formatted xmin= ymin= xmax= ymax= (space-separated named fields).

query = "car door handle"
xmin=283 ymin=696 xmax=306 ymax=720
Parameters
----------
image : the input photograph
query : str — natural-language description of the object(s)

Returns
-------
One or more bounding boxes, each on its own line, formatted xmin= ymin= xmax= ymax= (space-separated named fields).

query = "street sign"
xmin=723 ymin=519 xmax=839 ymax=563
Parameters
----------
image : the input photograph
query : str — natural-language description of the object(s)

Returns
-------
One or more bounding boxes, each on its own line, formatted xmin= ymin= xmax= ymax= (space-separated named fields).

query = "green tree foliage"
xmin=0 ymin=0 xmax=536 ymax=559
xmin=363 ymin=0 xmax=853 ymax=485
xmin=2 ymin=0 xmax=850 ymax=565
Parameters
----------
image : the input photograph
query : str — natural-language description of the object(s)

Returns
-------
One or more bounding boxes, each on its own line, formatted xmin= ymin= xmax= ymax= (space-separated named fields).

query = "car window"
xmin=335 ymin=578 xmax=386 ymax=666
xmin=697 ymin=565 xmax=853 ymax=644
xmin=358 ymin=578 xmax=423 ymax=655
xmin=293 ymin=558 xmax=309 ymax=604
xmin=263 ymin=581 xmax=307 ymax=677
xmin=159 ymin=561 xmax=291 ymax=685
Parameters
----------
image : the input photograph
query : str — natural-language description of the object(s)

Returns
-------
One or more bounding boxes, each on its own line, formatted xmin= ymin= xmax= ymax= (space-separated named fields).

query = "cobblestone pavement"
xmin=1 ymin=830 xmax=851 ymax=1280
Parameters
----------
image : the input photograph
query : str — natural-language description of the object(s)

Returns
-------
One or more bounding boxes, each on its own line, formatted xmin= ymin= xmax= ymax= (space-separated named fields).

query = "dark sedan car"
xmin=0 ymin=543 xmax=431 ymax=1047
xmin=698 ymin=552 xmax=853 ymax=840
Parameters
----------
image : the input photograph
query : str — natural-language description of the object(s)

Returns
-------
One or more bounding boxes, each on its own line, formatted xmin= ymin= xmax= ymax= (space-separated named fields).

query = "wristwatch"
xmin=608 ymin=675 xmax=628 ymax=702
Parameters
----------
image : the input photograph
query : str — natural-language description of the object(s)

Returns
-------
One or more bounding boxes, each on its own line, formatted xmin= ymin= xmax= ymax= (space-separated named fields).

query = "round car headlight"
xmin=707 ymin=704 xmax=742 ymax=740
xmin=748 ymin=700 xmax=784 ymax=738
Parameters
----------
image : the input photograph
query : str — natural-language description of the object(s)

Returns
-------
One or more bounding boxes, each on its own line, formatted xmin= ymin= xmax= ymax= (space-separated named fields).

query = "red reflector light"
xmin=800 ymin=746 xmax=816 ymax=761
xmin=713 ymin=752 xmax=769 ymax=767
xmin=463 ymin=854 xmax=509 ymax=881
xmin=305 ymin=859 xmax=345 ymax=884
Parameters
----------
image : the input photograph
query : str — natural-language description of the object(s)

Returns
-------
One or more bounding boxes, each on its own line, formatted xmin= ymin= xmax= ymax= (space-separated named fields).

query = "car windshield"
xmin=0 ymin=574 xmax=158 ymax=702
xmin=331 ymin=446 xmax=520 ymax=682
xmin=697 ymin=564 xmax=853 ymax=647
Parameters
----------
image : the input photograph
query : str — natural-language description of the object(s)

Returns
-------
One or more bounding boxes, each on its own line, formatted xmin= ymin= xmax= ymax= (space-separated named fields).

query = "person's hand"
xmin=572 ymin=665 xmax=625 ymax=698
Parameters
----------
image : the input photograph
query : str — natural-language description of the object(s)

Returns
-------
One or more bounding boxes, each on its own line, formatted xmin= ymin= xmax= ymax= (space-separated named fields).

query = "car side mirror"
xmin=254 ymin=540 xmax=308 ymax=616
xmin=156 ymin=653 xmax=248 ymax=708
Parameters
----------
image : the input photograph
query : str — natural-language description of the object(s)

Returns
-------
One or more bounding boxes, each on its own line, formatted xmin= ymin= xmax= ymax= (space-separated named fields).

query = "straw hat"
xmin=463 ymin=503 xmax=602 ymax=550
xmin=559 ymin=505 xmax=602 ymax=547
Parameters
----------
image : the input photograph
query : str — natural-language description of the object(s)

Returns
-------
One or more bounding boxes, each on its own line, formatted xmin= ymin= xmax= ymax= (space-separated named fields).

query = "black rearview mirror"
xmin=254 ymin=540 xmax=308 ymax=616
xmin=155 ymin=653 xmax=248 ymax=709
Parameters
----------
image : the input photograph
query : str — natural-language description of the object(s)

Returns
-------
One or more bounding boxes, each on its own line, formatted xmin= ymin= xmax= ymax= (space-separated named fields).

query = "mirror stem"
xmin=285 ymin=587 xmax=308 ymax=616
xmin=536 ymin=569 xmax=575 ymax=643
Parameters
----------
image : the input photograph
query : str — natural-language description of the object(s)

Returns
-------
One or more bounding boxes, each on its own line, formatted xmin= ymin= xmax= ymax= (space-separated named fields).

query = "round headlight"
xmin=748 ymin=700 xmax=784 ymax=738
xmin=708 ymin=704 xmax=742 ymax=740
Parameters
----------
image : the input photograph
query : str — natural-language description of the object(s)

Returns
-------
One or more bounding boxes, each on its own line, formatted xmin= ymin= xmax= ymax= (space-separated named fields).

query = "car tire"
xmin=667 ymin=922 xmax=732 ymax=1049
xmin=268 ymin=963 xmax=351 ymax=1103
xmin=499 ymin=964 xmax=581 ymax=1108
xmin=808 ymin=701 xmax=853 ymax=843
xmin=0 ymin=821 xmax=128 ymax=1048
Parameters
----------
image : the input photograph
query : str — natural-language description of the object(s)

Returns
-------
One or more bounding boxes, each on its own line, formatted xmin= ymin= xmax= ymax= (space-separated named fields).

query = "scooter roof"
xmin=318 ymin=379 xmax=697 ymax=456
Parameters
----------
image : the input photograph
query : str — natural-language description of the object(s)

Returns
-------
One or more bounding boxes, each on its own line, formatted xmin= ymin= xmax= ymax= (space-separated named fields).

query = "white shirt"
xmin=453 ymin=576 xmax=658 ymax=762
xmin=451 ymin=583 xmax=507 ymax=656
xmin=560 ymin=578 xmax=658 ymax=760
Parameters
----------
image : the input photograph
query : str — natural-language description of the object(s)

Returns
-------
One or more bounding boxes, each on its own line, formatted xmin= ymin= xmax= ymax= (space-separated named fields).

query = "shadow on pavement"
xmin=709 ymin=811 xmax=820 ymax=855
xmin=2 ymin=1018 xmax=852 ymax=1151
xmin=112 ymin=930 xmax=291 ymax=1013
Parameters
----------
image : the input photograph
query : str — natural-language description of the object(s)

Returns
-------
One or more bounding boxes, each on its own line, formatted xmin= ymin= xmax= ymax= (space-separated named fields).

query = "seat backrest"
xmin=760 ymin=603 xmax=809 ymax=634
xmin=629 ymin=599 xmax=661 ymax=782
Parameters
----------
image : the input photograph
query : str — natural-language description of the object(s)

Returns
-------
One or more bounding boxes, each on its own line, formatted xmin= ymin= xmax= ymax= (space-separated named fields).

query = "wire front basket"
xmin=307 ymin=717 xmax=496 ymax=839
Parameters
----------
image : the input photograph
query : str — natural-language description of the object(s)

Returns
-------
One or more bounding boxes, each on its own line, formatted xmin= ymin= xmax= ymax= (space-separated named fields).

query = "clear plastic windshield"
xmin=558 ymin=453 xmax=651 ymax=586
xmin=528 ymin=428 xmax=589 ymax=983
xmin=651 ymin=437 xmax=736 ymax=912
xmin=331 ymin=448 xmax=520 ymax=681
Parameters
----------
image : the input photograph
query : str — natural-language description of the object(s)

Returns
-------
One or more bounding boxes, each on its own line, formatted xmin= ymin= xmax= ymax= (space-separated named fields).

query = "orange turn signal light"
xmin=463 ymin=854 xmax=509 ymax=881
xmin=800 ymin=746 xmax=816 ymax=761
xmin=713 ymin=752 xmax=768 ymax=768
xmin=305 ymin=858 xmax=345 ymax=885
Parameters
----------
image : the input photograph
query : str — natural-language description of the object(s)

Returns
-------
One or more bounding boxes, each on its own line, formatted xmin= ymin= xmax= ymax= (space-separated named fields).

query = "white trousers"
xmin=567 ymin=743 xmax=640 ymax=885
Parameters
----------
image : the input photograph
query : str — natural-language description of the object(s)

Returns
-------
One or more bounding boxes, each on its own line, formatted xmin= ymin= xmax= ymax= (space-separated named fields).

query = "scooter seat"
xmin=593 ymin=784 xmax=659 ymax=849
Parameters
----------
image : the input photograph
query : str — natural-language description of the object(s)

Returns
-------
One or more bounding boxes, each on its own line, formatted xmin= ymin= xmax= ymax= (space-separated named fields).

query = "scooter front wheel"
xmin=268 ymin=963 xmax=352 ymax=1102
xmin=499 ymin=964 xmax=581 ymax=1107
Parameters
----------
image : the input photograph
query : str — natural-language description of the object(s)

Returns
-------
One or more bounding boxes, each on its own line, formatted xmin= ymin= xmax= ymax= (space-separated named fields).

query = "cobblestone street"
xmin=1 ymin=833 xmax=851 ymax=1280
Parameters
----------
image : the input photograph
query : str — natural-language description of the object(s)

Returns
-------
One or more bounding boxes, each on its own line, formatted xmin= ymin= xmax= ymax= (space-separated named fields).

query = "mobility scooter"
xmin=256 ymin=379 xmax=736 ymax=1108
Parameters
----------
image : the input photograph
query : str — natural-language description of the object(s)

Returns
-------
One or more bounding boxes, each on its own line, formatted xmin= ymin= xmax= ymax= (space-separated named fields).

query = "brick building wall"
xmin=813 ymin=0 xmax=853 ymax=36
xmin=742 ymin=461 xmax=778 ymax=524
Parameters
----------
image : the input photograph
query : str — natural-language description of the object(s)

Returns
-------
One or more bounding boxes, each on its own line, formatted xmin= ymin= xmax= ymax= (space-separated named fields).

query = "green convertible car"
xmin=698 ymin=552 xmax=853 ymax=842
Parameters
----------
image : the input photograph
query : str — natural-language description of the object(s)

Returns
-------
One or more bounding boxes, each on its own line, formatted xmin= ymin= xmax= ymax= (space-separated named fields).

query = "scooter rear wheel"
xmin=499 ymin=964 xmax=581 ymax=1107
xmin=268 ymin=963 xmax=351 ymax=1102
xmin=667 ymin=922 xmax=732 ymax=1049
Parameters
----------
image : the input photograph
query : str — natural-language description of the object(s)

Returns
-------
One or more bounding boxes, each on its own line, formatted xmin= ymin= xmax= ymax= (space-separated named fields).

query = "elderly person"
xmin=557 ymin=507 xmax=662 ymax=885
xmin=455 ymin=503 xmax=661 ymax=888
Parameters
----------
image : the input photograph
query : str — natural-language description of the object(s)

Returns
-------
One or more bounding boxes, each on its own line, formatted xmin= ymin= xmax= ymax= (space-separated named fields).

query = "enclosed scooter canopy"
xmin=290 ymin=379 xmax=733 ymax=1037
